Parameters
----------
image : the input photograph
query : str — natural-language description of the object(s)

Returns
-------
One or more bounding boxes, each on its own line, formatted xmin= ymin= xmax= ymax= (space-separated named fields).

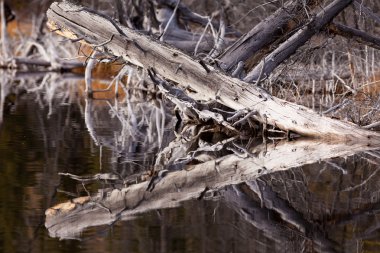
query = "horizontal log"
xmin=46 ymin=1 xmax=380 ymax=142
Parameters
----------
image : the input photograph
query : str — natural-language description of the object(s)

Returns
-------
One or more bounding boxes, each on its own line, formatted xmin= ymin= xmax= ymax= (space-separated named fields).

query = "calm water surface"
xmin=1 ymin=78 xmax=380 ymax=253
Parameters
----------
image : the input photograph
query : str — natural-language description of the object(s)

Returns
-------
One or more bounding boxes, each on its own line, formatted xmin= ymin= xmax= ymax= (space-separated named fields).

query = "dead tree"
xmin=46 ymin=1 xmax=380 ymax=142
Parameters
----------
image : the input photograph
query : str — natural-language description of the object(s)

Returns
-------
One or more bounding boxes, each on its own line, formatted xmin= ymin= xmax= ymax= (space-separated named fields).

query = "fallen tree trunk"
xmin=46 ymin=1 xmax=380 ymax=142
xmin=45 ymin=138 xmax=380 ymax=239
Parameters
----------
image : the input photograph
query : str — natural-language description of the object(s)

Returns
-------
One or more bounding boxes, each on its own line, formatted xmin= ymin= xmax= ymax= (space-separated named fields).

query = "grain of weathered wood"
xmin=47 ymin=1 xmax=380 ymax=142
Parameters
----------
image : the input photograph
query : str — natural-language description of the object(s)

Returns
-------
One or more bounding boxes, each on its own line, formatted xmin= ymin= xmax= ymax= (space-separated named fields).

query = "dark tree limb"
xmin=113 ymin=0 xmax=127 ymax=26
xmin=0 ymin=57 xmax=83 ymax=70
xmin=327 ymin=22 xmax=380 ymax=50
xmin=217 ymin=0 xmax=321 ymax=73
xmin=244 ymin=0 xmax=353 ymax=83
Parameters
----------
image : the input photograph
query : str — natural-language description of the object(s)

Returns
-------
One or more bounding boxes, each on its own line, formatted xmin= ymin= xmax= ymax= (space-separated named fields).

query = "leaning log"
xmin=327 ymin=22 xmax=380 ymax=50
xmin=244 ymin=0 xmax=353 ymax=82
xmin=217 ymin=0 xmax=321 ymax=72
xmin=45 ymin=138 xmax=380 ymax=239
xmin=46 ymin=1 xmax=380 ymax=141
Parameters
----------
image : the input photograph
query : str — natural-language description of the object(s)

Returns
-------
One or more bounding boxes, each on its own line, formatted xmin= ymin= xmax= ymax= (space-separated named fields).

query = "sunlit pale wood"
xmin=46 ymin=1 xmax=380 ymax=142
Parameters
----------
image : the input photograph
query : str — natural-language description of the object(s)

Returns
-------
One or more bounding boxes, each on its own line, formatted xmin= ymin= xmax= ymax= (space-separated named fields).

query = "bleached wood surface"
xmin=46 ymin=2 xmax=380 ymax=142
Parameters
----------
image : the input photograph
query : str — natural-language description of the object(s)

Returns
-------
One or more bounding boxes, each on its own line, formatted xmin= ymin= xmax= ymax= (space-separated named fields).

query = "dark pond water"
xmin=1 ymin=75 xmax=380 ymax=253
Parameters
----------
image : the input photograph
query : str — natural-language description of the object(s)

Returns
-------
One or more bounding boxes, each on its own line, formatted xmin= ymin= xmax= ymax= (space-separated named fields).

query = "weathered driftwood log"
xmin=45 ymin=138 xmax=380 ymax=239
xmin=46 ymin=1 xmax=380 ymax=142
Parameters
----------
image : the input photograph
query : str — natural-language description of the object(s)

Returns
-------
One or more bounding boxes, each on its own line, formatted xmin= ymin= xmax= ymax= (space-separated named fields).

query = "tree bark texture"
xmin=244 ymin=0 xmax=353 ymax=82
xmin=217 ymin=0 xmax=321 ymax=73
xmin=47 ymin=1 xmax=380 ymax=142
xmin=327 ymin=22 xmax=380 ymax=50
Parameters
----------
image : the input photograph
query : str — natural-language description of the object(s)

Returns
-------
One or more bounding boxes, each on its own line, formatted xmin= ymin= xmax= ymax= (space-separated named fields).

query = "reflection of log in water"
xmin=222 ymin=185 xmax=336 ymax=252
xmin=45 ymin=138 xmax=380 ymax=240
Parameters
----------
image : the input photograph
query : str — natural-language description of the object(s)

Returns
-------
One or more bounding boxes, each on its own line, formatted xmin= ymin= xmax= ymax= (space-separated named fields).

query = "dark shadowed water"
xmin=1 ymin=75 xmax=380 ymax=253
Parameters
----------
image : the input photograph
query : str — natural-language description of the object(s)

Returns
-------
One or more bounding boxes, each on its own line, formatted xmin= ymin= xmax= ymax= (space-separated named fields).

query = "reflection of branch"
xmin=246 ymin=180 xmax=306 ymax=232
xmin=341 ymin=167 xmax=379 ymax=192
xmin=223 ymin=186 xmax=289 ymax=248
xmin=84 ymin=98 xmax=99 ymax=145
xmin=0 ymin=74 xmax=11 ymax=126
xmin=328 ymin=200 xmax=380 ymax=245
xmin=45 ymin=139 xmax=380 ymax=239
xmin=223 ymin=185 xmax=336 ymax=252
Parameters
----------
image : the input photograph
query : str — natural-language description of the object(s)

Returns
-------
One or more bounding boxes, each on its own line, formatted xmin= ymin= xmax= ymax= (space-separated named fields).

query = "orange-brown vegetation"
xmin=76 ymin=62 xmax=127 ymax=100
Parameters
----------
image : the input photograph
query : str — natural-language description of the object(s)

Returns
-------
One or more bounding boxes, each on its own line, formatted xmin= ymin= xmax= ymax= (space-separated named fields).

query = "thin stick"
xmin=85 ymin=51 xmax=100 ymax=94
xmin=194 ymin=17 xmax=212 ymax=56
xmin=0 ymin=0 xmax=10 ymax=59
xmin=158 ymin=0 xmax=181 ymax=41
